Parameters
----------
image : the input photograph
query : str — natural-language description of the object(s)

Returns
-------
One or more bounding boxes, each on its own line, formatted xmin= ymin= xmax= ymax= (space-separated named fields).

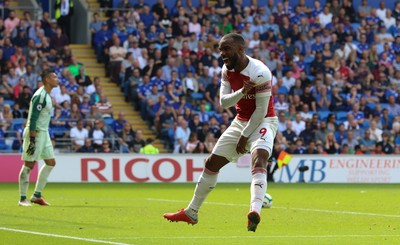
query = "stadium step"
xmin=73 ymin=53 xmax=97 ymax=59
xmin=70 ymin=44 xmax=168 ymax=153
xmin=86 ymin=0 xmax=100 ymax=9
xmin=70 ymin=44 xmax=91 ymax=49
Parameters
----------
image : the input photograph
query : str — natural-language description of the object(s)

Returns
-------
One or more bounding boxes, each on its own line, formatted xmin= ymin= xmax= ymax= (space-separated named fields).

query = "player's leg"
xmin=30 ymin=158 xmax=55 ymax=206
xmin=18 ymin=161 xmax=36 ymax=206
xmin=163 ymin=120 xmax=243 ymax=224
xmin=250 ymin=149 xmax=269 ymax=213
xmin=184 ymin=154 xmax=229 ymax=220
xmin=163 ymin=154 xmax=229 ymax=224
xmin=247 ymin=149 xmax=269 ymax=232
xmin=19 ymin=128 xmax=35 ymax=206
xmin=31 ymin=134 xmax=55 ymax=206
xmin=247 ymin=118 xmax=278 ymax=231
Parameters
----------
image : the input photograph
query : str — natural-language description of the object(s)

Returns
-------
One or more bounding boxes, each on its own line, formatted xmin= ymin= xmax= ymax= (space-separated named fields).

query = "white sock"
xmin=19 ymin=166 xmax=32 ymax=198
xmin=186 ymin=169 xmax=218 ymax=219
xmin=250 ymin=167 xmax=268 ymax=213
xmin=34 ymin=165 xmax=54 ymax=194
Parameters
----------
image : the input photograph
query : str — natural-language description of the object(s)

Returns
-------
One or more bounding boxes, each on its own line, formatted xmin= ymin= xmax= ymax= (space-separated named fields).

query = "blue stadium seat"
xmin=207 ymin=111 xmax=216 ymax=118
xmin=304 ymin=63 xmax=311 ymax=74
xmin=336 ymin=118 xmax=346 ymax=125
xmin=104 ymin=118 xmax=114 ymax=126
xmin=304 ymin=56 xmax=314 ymax=64
xmin=366 ymin=103 xmax=376 ymax=110
xmin=306 ymin=75 xmax=315 ymax=81
xmin=318 ymin=111 xmax=331 ymax=121
xmin=336 ymin=111 xmax=349 ymax=121
xmin=4 ymin=100 xmax=14 ymax=107
xmin=362 ymin=120 xmax=370 ymax=128
xmin=50 ymin=127 xmax=68 ymax=137
xmin=380 ymin=103 xmax=389 ymax=111
xmin=191 ymin=92 xmax=204 ymax=100
xmin=351 ymin=23 xmax=360 ymax=32
xmin=12 ymin=118 xmax=25 ymax=130
xmin=395 ymin=137 xmax=400 ymax=146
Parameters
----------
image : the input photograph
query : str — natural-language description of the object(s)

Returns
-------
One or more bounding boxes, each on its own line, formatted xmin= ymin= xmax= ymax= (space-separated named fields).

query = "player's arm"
xmin=242 ymin=70 xmax=272 ymax=137
xmin=29 ymin=94 xmax=47 ymax=138
xmin=219 ymin=80 xmax=243 ymax=108
xmin=219 ymin=68 xmax=254 ymax=109
xmin=26 ymin=94 xmax=47 ymax=155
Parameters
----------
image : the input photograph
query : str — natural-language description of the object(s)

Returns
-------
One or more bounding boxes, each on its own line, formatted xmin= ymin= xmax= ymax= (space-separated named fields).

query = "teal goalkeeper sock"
xmin=20 ymin=196 xmax=27 ymax=200
xmin=34 ymin=192 xmax=41 ymax=197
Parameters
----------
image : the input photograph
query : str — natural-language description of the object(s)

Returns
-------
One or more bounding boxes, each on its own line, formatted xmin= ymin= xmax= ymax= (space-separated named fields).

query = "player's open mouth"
xmin=222 ymin=58 xmax=230 ymax=65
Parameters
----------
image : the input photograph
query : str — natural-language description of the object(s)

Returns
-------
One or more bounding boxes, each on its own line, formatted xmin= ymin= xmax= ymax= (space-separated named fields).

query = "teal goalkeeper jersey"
xmin=26 ymin=86 xmax=52 ymax=132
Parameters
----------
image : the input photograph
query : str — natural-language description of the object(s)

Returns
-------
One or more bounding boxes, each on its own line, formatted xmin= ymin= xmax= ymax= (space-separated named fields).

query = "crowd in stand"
xmin=0 ymin=5 xmax=127 ymax=153
xmin=1 ymin=0 xmax=400 ymax=155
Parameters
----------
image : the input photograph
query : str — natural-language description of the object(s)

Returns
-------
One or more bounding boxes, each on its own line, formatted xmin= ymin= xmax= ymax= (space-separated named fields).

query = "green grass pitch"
xmin=0 ymin=183 xmax=399 ymax=245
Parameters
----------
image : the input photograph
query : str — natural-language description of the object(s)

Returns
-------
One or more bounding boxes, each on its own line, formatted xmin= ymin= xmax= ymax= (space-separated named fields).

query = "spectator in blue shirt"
xmin=150 ymin=67 xmax=166 ymax=92
xmin=346 ymin=86 xmax=362 ymax=109
xmin=161 ymin=57 xmax=178 ymax=82
xmin=311 ymin=35 xmax=324 ymax=54
xmin=0 ymin=127 xmax=11 ymax=150
xmin=111 ymin=112 xmax=127 ymax=135
xmin=310 ymin=0 xmax=323 ymax=19
xmin=392 ymin=36 xmax=400 ymax=54
xmin=350 ymin=104 xmax=365 ymax=128
xmin=365 ymin=9 xmax=381 ymax=26
xmin=359 ymin=130 xmax=376 ymax=154
xmin=357 ymin=34 xmax=370 ymax=56
xmin=178 ymin=57 xmax=196 ymax=79
xmin=137 ymin=75 xmax=152 ymax=120
xmin=139 ymin=5 xmax=155 ymax=27
xmin=2 ymin=37 xmax=15 ymax=60
xmin=113 ymin=19 xmax=129 ymax=44
xmin=94 ymin=22 xmax=112 ymax=62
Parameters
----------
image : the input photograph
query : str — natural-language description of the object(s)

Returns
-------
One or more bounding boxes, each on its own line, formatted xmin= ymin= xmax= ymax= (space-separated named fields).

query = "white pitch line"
xmin=0 ymin=227 xmax=132 ymax=245
xmin=103 ymin=234 xmax=400 ymax=240
xmin=146 ymin=198 xmax=400 ymax=219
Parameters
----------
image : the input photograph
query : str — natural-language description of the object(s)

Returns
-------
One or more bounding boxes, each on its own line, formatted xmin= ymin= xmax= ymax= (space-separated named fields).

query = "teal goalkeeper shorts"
xmin=21 ymin=128 xmax=55 ymax=162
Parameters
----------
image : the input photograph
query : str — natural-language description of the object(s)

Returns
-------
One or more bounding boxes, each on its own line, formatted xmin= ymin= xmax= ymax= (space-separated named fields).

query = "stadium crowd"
xmin=1 ymin=0 xmax=400 ymax=155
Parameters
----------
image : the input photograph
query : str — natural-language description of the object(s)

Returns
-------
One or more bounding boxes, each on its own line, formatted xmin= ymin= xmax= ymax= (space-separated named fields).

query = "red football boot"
xmin=30 ymin=195 xmax=50 ymax=206
xmin=247 ymin=211 xmax=260 ymax=232
xmin=163 ymin=208 xmax=198 ymax=225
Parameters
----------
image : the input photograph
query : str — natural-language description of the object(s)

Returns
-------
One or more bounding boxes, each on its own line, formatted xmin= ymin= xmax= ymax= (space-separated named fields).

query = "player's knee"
xmin=204 ymin=157 xmax=217 ymax=172
xmin=252 ymin=149 xmax=269 ymax=168
xmin=45 ymin=159 xmax=56 ymax=166
xmin=24 ymin=161 xmax=36 ymax=169
xmin=204 ymin=154 xmax=226 ymax=173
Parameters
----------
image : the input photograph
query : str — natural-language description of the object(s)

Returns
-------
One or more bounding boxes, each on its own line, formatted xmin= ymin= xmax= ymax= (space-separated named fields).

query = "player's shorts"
xmin=21 ymin=128 xmax=55 ymax=162
xmin=212 ymin=116 xmax=278 ymax=162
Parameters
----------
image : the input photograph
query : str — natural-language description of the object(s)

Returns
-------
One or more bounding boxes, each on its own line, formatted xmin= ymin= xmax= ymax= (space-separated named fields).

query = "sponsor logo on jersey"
xmin=36 ymin=104 xmax=42 ymax=111
xmin=242 ymin=94 xmax=256 ymax=99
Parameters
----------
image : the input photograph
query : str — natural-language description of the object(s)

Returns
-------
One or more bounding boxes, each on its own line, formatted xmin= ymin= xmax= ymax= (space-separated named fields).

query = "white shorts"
xmin=21 ymin=128 xmax=55 ymax=162
xmin=212 ymin=116 xmax=278 ymax=162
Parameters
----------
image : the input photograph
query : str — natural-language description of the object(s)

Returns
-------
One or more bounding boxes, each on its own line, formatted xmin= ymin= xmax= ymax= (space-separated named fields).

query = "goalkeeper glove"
xmin=26 ymin=137 xmax=36 ymax=156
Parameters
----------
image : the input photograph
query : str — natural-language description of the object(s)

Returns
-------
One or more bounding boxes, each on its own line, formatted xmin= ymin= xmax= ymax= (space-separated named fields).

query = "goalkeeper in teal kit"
xmin=18 ymin=69 xmax=59 ymax=206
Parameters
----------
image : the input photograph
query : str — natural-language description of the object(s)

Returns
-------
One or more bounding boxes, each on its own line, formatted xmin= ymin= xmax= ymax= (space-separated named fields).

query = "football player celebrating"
xmin=164 ymin=33 xmax=278 ymax=232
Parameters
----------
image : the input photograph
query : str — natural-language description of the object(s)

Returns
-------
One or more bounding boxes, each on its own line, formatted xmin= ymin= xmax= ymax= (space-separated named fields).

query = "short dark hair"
xmin=222 ymin=33 xmax=245 ymax=48
xmin=41 ymin=68 xmax=55 ymax=83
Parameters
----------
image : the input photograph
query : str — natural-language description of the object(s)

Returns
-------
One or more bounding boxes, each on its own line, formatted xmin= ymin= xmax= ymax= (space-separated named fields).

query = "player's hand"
xmin=26 ymin=138 xmax=36 ymax=156
xmin=242 ymin=80 xmax=256 ymax=95
xmin=236 ymin=135 xmax=248 ymax=154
